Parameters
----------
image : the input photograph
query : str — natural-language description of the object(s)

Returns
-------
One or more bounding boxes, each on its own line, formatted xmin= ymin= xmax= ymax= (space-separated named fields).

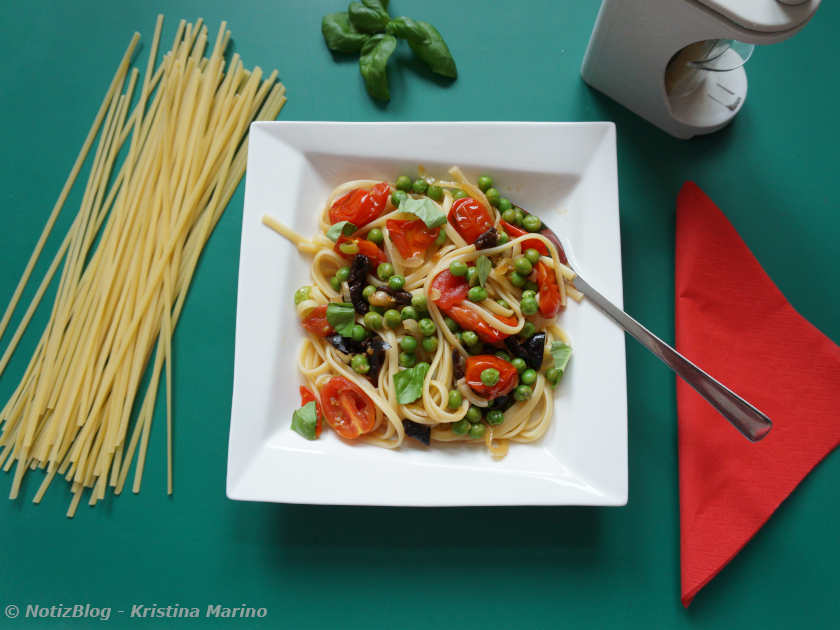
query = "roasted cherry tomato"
xmin=329 ymin=182 xmax=390 ymax=228
xmin=534 ymin=261 xmax=562 ymax=318
xmin=386 ymin=218 xmax=440 ymax=260
xmin=301 ymin=305 xmax=333 ymax=337
xmin=320 ymin=376 xmax=376 ymax=439
xmin=448 ymin=197 xmax=494 ymax=244
xmin=447 ymin=304 xmax=517 ymax=344
xmin=299 ymin=386 xmax=323 ymax=437
xmin=334 ymin=236 xmax=388 ymax=267
xmin=465 ymin=355 xmax=518 ymax=398
xmin=430 ymin=270 xmax=469 ymax=310
xmin=500 ymin=220 xmax=550 ymax=257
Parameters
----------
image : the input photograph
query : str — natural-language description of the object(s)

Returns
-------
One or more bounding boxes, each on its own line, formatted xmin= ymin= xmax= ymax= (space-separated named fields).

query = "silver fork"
xmin=539 ymin=225 xmax=772 ymax=442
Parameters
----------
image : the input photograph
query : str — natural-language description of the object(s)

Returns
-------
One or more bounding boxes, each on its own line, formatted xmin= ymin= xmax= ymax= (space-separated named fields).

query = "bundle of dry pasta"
xmin=0 ymin=15 xmax=286 ymax=516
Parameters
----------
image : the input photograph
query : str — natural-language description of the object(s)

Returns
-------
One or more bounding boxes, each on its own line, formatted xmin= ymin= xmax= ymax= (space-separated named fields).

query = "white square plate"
xmin=227 ymin=122 xmax=627 ymax=506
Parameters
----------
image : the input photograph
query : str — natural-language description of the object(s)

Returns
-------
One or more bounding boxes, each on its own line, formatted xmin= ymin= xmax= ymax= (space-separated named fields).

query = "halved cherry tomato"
xmin=430 ymin=270 xmax=469 ymax=310
xmin=465 ymin=355 xmax=518 ymax=398
xmin=329 ymin=182 xmax=390 ymax=228
xmin=334 ymin=236 xmax=388 ymax=267
xmin=386 ymin=219 xmax=440 ymax=260
xmin=534 ymin=261 xmax=562 ymax=318
xmin=301 ymin=305 xmax=333 ymax=337
xmin=448 ymin=197 xmax=494 ymax=244
xmin=500 ymin=220 xmax=550 ymax=257
xmin=299 ymin=386 xmax=323 ymax=437
xmin=320 ymin=376 xmax=376 ymax=439
xmin=447 ymin=304 xmax=517 ymax=344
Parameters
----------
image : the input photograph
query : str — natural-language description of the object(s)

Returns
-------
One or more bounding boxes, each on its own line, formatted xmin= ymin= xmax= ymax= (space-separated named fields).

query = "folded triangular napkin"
xmin=675 ymin=181 xmax=840 ymax=606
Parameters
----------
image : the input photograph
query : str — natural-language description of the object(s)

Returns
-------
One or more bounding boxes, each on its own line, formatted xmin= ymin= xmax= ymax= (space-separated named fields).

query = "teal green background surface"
xmin=1 ymin=1 xmax=839 ymax=627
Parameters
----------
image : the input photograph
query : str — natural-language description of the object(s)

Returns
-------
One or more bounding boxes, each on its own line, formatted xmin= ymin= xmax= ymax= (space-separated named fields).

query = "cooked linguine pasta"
xmin=263 ymin=167 xmax=578 ymax=458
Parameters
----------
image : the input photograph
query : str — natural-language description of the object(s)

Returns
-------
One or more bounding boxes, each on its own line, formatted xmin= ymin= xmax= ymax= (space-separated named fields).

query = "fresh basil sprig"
xmin=326 ymin=302 xmax=357 ymax=337
xmin=291 ymin=401 xmax=319 ymax=440
xmin=321 ymin=2 xmax=457 ymax=102
xmin=398 ymin=196 xmax=446 ymax=228
xmin=393 ymin=361 xmax=429 ymax=404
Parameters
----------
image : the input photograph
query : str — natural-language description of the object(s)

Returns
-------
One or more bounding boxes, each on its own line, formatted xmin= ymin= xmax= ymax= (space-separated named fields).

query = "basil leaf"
xmin=322 ymin=12 xmax=369 ymax=53
xmin=359 ymin=34 xmax=397 ymax=101
xmin=394 ymin=362 xmax=429 ymax=405
xmin=326 ymin=220 xmax=357 ymax=242
xmin=362 ymin=0 xmax=389 ymax=12
xmin=348 ymin=1 xmax=389 ymax=33
xmin=326 ymin=302 xmax=357 ymax=337
xmin=476 ymin=255 xmax=492 ymax=288
xmin=291 ymin=401 xmax=318 ymax=440
xmin=549 ymin=342 xmax=573 ymax=376
xmin=390 ymin=19 xmax=456 ymax=79
xmin=398 ymin=196 xmax=446 ymax=228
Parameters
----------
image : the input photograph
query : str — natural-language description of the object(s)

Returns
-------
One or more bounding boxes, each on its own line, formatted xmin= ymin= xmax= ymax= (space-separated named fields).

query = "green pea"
xmin=520 ymin=369 xmax=537 ymax=385
xmin=511 ymin=357 xmax=527 ymax=374
xmin=351 ymin=324 xmax=367 ymax=342
xmin=480 ymin=368 xmax=500 ymax=386
xmin=427 ymin=185 xmax=444 ymax=202
xmin=519 ymin=322 xmax=536 ymax=339
xmin=444 ymin=316 xmax=459 ymax=332
xmin=399 ymin=351 xmax=416 ymax=368
xmin=452 ymin=189 xmax=468 ymax=200
xmin=497 ymin=231 xmax=510 ymax=245
xmin=497 ymin=298 xmax=510 ymax=309
xmin=400 ymin=336 xmax=418 ymax=353
xmin=525 ymin=248 xmax=541 ymax=264
xmin=465 ymin=406 xmax=482 ymax=423
xmin=330 ymin=276 xmax=341 ymax=291
xmin=351 ymin=354 xmax=370 ymax=374
xmin=449 ymin=260 xmax=468 ymax=277
xmin=454 ymin=331 xmax=464 ymax=344
xmin=363 ymin=285 xmax=376 ymax=300
xmin=546 ymin=367 xmax=562 ymax=386
xmin=452 ymin=419 xmax=471 ymax=435
xmin=376 ymin=262 xmax=394 ymax=280
xmin=523 ymin=214 xmax=542 ymax=233
xmin=513 ymin=208 xmax=524 ymax=226
xmin=447 ymin=389 xmax=463 ymax=409
xmin=486 ymin=409 xmax=504 ymax=426
xmin=522 ymin=289 xmax=536 ymax=300
xmin=335 ymin=266 xmax=350 ymax=283
xmin=513 ymin=256 xmax=533 ymax=275
xmin=412 ymin=178 xmax=428 ymax=194
xmin=384 ymin=309 xmax=402 ymax=328
xmin=411 ymin=293 xmax=427 ymax=312
xmin=363 ymin=311 xmax=383 ymax=330
xmin=388 ymin=275 xmax=405 ymax=290
xmin=485 ymin=187 xmax=501 ymax=207
xmin=367 ymin=228 xmax=384 ymax=244
xmin=469 ymin=423 xmax=486 ymax=439
xmin=461 ymin=330 xmax=479 ymax=346
xmin=338 ymin=241 xmax=359 ymax=255
xmin=468 ymin=286 xmax=487 ymax=302
xmin=477 ymin=175 xmax=494 ymax=192
xmin=466 ymin=266 xmax=478 ymax=287
xmin=513 ymin=384 xmax=532 ymax=401
xmin=509 ymin=271 xmax=526 ymax=288
xmin=525 ymin=280 xmax=539 ymax=292
xmin=498 ymin=198 xmax=512 ymax=212
xmin=401 ymin=306 xmax=418 ymax=321
xmin=495 ymin=351 xmax=512 ymax=362
xmin=435 ymin=229 xmax=447 ymax=246
xmin=421 ymin=336 xmax=438 ymax=353
xmin=501 ymin=208 xmax=517 ymax=223
xmin=395 ymin=175 xmax=413 ymax=191
xmin=294 ymin=286 xmax=311 ymax=305
xmin=520 ymin=296 xmax=538 ymax=316
xmin=391 ymin=189 xmax=408 ymax=207
xmin=418 ymin=318 xmax=436 ymax=337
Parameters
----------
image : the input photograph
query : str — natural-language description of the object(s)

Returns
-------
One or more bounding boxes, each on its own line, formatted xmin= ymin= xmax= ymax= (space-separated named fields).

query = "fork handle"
xmin=573 ymin=275 xmax=772 ymax=441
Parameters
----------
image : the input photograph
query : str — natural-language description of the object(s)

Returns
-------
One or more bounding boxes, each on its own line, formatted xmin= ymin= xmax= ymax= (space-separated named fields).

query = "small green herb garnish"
xmin=291 ymin=401 xmax=319 ymax=440
xmin=398 ymin=196 xmax=446 ymax=228
xmin=326 ymin=220 xmax=358 ymax=242
xmin=326 ymin=302 xmax=357 ymax=337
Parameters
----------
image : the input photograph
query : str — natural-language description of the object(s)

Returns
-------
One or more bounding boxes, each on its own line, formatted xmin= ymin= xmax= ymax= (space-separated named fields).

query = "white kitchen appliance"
xmin=581 ymin=0 xmax=821 ymax=139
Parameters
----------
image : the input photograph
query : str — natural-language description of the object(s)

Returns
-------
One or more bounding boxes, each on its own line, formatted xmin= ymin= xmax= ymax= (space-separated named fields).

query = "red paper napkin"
xmin=675 ymin=182 xmax=840 ymax=606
